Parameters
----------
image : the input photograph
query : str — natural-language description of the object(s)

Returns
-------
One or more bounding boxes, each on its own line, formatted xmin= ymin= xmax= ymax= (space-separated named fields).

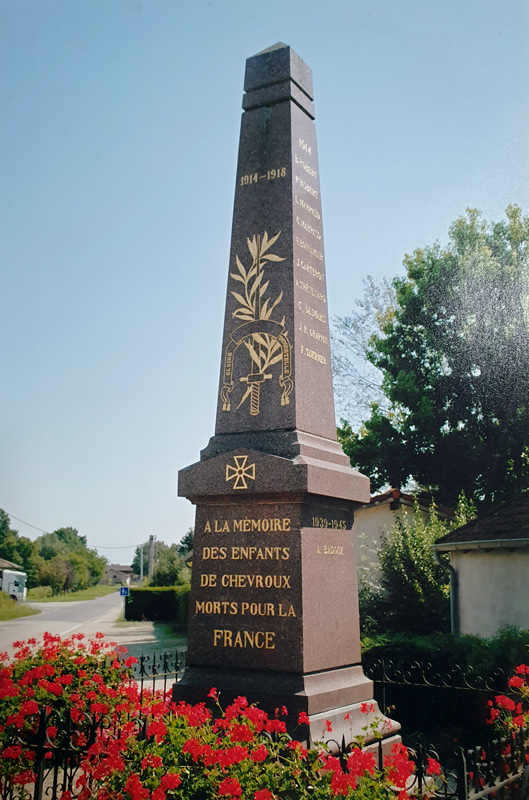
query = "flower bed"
xmin=4 ymin=632 xmax=528 ymax=800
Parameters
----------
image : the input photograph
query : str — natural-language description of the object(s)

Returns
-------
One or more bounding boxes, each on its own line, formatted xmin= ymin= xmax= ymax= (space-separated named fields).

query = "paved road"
xmin=0 ymin=591 xmax=123 ymax=656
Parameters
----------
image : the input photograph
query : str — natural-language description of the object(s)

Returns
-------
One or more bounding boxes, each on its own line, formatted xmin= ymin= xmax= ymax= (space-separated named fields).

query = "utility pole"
xmin=148 ymin=534 xmax=156 ymax=579
xmin=139 ymin=544 xmax=144 ymax=586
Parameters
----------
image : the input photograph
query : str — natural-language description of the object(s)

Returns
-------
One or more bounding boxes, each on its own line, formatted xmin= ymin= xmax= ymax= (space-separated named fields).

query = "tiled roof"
xmin=357 ymin=488 xmax=454 ymax=519
xmin=435 ymin=491 xmax=529 ymax=547
xmin=0 ymin=557 xmax=24 ymax=570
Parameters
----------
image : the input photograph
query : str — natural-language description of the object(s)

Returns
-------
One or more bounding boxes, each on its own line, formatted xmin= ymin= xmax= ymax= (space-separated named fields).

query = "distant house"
xmin=434 ymin=491 xmax=529 ymax=637
xmin=105 ymin=564 xmax=134 ymax=585
xmin=0 ymin=557 xmax=24 ymax=570
xmin=353 ymin=489 xmax=454 ymax=587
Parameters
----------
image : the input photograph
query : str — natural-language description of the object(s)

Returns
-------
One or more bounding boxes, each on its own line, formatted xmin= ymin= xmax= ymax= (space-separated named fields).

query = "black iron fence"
xmin=363 ymin=658 xmax=510 ymax=715
xmin=129 ymin=646 xmax=187 ymax=699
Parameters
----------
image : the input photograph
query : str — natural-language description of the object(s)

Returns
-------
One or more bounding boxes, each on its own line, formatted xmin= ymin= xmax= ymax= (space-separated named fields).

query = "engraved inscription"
xmin=298 ymin=302 xmax=327 ymax=323
xmin=298 ymin=138 xmax=312 ymax=155
xmin=316 ymin=545 xmax=345 ymax=555
xmin=295 ymin=175 xmax=319 ymax=198
xmin=295 ymin=194 xmax=320 ymax=220
xmin=195 ymin=600 xmax=296 ymax=617
xmin=298 ymin=323 xmax=329 ymax=345
xmin=296 ymin=257 xmax=323 ymax=281
xmin=296 ymin=216 xmax=321 ymax=240
xmin=203 ymin=518 xmax=292 ymax=533
xmin=295 ymin=236 xmax=323 ymax=261
xmin=296 ymin=279 xmax=327 ymax=303
xmin=294 ymin=153 xmax=317 ymax=178
xmin=213 ymin=630 xmax=276 ymax=649
xmin=240 ymin=167 xmax=287 ymax=185
xmin=300 ymin=344 xmax=327 ymax=364
xmin=311 ymin=517 xmax=347 ymax=529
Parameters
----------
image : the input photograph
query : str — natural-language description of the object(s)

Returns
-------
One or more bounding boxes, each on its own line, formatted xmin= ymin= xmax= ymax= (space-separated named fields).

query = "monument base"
xmin=172 ymin=663 xmax=400 ymax=749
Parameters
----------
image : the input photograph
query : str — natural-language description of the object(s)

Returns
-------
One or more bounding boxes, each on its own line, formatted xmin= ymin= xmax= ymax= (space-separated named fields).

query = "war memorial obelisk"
xmin=175 ymin=43 xmax=398 ymax=745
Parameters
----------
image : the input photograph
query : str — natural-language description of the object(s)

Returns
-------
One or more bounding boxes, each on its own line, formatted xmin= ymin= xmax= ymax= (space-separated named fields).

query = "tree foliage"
xmin=34 ymin=527 xmax=106 ymax=593
xmin=132 ymin=538 xmax=191 ymax=587
xmin=332 ymin=277 xmax=395 ymax=427
xmin=361 ymin=495 xmax=475 ymax=635
xmin=0 ymin=512 xmax=106 ymax=594
xmin=177 ymin=527 xmax=194 ymax=557
xmin=0 ymin=510 xmax=40 ymax=589
xmin=150 ymin=544 xmax=189 ymax=587
xmin=337 ymin=206 xmax=529 ymax=508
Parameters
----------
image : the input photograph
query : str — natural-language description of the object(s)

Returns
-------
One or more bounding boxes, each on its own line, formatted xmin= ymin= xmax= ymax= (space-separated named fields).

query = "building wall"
xmin=353 ymin=503 xmax=425 ymax=588
xmin=452 ymin=548 xmax=529 ymax=637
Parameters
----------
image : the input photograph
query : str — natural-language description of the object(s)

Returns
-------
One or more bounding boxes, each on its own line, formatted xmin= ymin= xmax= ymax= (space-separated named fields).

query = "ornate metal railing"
xmin=363 ymin=658 xmax=509 ymax=715
xmin=128 ymin=646 xmax=187 ymax=700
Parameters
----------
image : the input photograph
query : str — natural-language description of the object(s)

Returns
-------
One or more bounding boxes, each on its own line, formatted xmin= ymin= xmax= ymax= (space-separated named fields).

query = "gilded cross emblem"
xmin=225 ymin=455 xmax=256 ymax=490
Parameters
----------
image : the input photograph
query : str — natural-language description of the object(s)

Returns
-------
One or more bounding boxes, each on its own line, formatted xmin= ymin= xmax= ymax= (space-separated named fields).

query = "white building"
xmin=353 ymin=489 xmax=454 ymax=589
xmin=434 ymin=492 xmax=529 ymax=637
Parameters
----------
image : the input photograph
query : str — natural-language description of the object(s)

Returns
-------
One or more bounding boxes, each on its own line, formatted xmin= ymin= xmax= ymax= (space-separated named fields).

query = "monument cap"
xmin=244 ymin=42 xmax=314 ymax=101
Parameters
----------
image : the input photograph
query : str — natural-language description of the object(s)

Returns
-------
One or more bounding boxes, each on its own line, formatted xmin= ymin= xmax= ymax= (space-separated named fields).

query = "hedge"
xmin=124 ymin=584 xmax=190 ymax=627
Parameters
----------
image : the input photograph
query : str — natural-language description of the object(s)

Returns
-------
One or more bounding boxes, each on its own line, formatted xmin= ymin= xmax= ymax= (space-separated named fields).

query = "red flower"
xmin=325 ymin=720 xmax=333 ymax=732
xmin=347 ymin=748 xmax=376 ymax=777
xmin=141 ymin=754 xmax=163 ymax=769
xmin=146 ymin=719 xmax=167 ymax=743
xmin=183 ymin=738 xmax=204 ymax=762
xmin=161 ymin=772 xmax=181 ymax=790
xmin=218 ymin=777 xmax=242 ymax=797
xmin=287 ymin=740 xmax=308 ymax=758
xmin=495 ymin=695 xmax=516 ymax=711
xmin=330 ymin=770 xmax=351 ymax=796
xmin=360 ymin=702 xmax=375 ymax=714
xmin=3 ymin=745 xmax=22 ymax=758
xmin=250 ymin=744 xmax=269 ymax=763
xmin=509 ymin=676 xmax=525 ymax=689
xmin=298 ymin=711 xmax=310 ymax=725
xmin=21 ymin=700 xmax=39 ymax=716
xmin=264 ymin=719 xmax=286 ymax=734
xmin=254 ymin=791 xmax=273 ymax=800
xmin=229 ymin=723 xmax=254 ymax=743
xmin=243 ymin=705 xmax=267 ymax=732
xmin=207 ymin=687 xmax=218 ymax=700
xmin=426 ymin=757 xmax=442 ymax=776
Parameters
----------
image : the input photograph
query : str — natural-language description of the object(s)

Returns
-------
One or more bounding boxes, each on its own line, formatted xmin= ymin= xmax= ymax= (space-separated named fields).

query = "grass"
xmin=0 ymin=592 xmax=40 ymax=621
xmin=27 ymin=585 xmax=120 ymax=603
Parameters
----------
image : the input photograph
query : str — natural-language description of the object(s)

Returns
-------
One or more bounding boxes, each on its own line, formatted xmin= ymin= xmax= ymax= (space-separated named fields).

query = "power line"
xmin=92 ymin=544 xmax=139 ymax=549
xmin=4 ymin=510 xmax=140 ymax=550
xmin=5 ymin=513 xmax=49 ymax=534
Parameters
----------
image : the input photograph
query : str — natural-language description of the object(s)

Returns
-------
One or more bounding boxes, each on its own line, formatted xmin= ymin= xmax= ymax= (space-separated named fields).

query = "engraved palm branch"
xmin=229 ymin=231 xmax=286 ymax=414
xmin=230 ymin=231 xmax=285 ymax=322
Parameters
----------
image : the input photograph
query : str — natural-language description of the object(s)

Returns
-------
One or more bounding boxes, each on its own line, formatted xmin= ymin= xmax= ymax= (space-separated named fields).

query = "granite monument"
xmin=174 ymin=42 xmax=398 ymax=746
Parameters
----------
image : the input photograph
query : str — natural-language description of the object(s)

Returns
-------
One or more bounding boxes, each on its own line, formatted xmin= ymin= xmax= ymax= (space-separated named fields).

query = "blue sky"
xmin=1 ymin=0 xmax=528 ymax=558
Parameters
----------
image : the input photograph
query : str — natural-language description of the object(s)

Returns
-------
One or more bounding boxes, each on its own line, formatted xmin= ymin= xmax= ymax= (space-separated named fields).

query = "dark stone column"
xmin=174 ymin=42 xmax=399 ymax=748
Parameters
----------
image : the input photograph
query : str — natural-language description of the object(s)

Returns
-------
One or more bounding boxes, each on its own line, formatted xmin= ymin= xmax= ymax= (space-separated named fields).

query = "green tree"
xmin=150 ymin=544 xmax=189 ymax=587
xmin=35 ymin=527 xmax=106 ymax=591
xmin=362 ymin=495 xmax=475 ymax=635
xmin=0 ymin=510 xmax=40 ymax=588
xmin=176 ymin=528 xmax=194 ymax=557
xmin=337 ymin=206 xmax=529 ymax=508
xmin=38 ymin=555 xmax=69 ymax=595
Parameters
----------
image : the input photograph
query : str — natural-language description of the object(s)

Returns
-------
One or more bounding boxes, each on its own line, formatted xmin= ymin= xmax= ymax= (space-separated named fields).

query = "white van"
xmin=0 ymin=569 xmax=27 ymax=601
